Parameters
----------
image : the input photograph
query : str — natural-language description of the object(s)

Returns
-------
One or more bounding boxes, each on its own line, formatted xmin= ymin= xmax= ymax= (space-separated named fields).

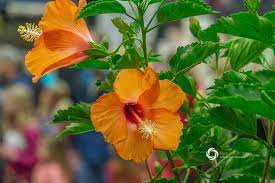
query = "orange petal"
xmin=114 ymin=130 xmax=153 ymax=163
xmin=91 ymin=93 xmax=128 ymax=144
xmin=114 ymin=69 xmax=151 ymax=103
xmin=40 ymin=0 xmax=92 ymax=42
xmin=138 ymin=67 xmax=160 ymax=107
xmin=43 ymin=30 xmax=90 ymax=52
xmin=152 ymin=80 xmax=185 ymax=113
xmin=150 ymin=109 xmax=183 ymax=150
xmin=25 ymin=37 xmax=87 ymax=83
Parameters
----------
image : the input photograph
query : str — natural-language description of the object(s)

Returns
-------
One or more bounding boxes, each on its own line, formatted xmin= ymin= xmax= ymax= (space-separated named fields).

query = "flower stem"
xmin=145 ymin=160 xmax=153 ymax=182
xmin=165 ymin=151 xmax=181 ymax=183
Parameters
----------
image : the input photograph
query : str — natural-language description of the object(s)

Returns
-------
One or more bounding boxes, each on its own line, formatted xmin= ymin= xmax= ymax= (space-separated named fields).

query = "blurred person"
xmin=0 ymin=44 xmax=31 ymax=89
xmin=37 ymin=76 xmax=72 ymax=136
xmin=32 ymin=138 xmax=72 ymax=183
xmin=0 ymin=84 xmax=39 ymax=182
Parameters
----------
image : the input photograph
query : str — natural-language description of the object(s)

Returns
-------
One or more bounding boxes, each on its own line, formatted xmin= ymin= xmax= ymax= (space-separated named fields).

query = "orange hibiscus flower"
xmin=91 ymin=67 xmax=185 ymax=162
xmin=21 ymin=0 xmax=92 ymax=83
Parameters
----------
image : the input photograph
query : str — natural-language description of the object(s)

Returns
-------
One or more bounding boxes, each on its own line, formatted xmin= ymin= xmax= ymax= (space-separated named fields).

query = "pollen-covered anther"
xmin=138 ymin=119 xmax=157 ymax=140
xmin=17 ymin=23 xmax=41 ymax=42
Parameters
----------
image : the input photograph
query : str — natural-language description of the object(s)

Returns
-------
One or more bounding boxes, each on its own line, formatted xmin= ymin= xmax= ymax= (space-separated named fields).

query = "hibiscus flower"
xmin=19 ymin=0 xmax=92 ymax=83
xmin=91 ymin=67 xmax=185 ymax=162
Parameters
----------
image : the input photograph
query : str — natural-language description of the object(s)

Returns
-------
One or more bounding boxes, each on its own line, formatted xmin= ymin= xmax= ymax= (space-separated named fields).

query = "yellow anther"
xmin=17 ymin=23 xmax=41 ymax=42
xmin=138 ymin=119 xmax=157 ymax=140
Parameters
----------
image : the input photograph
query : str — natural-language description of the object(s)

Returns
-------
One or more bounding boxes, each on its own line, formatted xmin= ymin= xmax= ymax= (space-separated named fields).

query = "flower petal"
xmin=114 ymin=130 xmax=153 ymax=163
xmin=91 ymin=93 xmax=128 ymax=144
xmin=152 ymin=80 xmax=185 ymax=113
xmin=138 ymin=67 xmax=160 ymax=107
xmin=150 ymin=109 xmax=183 ymax=150
xmin=43 ymin=30 xmax=90 ymax=52
xmin=25 ymin=37 xmax=87 ymax=83
xmin=40 ymin=0 xmax=92 ymax=41
xmin=114 ymin=69 xmax=151 ymax=103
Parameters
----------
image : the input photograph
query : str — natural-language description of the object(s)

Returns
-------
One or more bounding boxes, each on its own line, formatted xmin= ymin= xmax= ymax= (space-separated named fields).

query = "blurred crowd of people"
xmin=0 ymin=0 xmax=274 ymax=183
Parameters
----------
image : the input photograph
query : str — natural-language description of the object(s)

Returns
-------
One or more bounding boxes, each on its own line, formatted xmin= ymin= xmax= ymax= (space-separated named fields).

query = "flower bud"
xmin=189 ymin=17 xmax=201 ymax=39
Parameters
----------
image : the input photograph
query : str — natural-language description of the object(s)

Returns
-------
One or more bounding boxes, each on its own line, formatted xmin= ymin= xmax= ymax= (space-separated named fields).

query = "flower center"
xmin=138 ymin=120 xmax=157 ymax=140
xmin=124 ymin=103 xmax=144 ymax=124
xmin=124 ymin=103 xmax=157 ymax=139
xmin=17 ymin=23 xmax=42 ymax=42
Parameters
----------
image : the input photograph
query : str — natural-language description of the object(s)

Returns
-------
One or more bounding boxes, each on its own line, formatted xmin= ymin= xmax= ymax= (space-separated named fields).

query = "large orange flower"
xmin=91 ymin=67 xmax=186 ymax=162
xmin=24 ymin=0 xmax=92 ymax=83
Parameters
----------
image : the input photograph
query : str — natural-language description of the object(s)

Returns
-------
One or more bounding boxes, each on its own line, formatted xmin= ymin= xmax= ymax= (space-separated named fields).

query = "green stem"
xmin=165 ymin=151 xmax=181 ymax=183
xmin=153 ymin=162 xmax=169 ymax=181
xmin=138 ymin=5 xmax=148 ymax=67
xmin=183 ymin=168 xmax=190 ymax=183
xmin=145 ymin=160 xmax=153 ymax=182
xmin=261 ymin=121 xmax=274 ymax=183
xmin=261 ymin=146 xmax=272 ymax=183
xmin=145 ymin=0 xmax=166 ymax=30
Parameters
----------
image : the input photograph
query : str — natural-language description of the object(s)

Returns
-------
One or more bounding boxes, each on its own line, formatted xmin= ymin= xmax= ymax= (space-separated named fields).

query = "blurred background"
xmin=0 ymin=0 xmax=274 ymax=182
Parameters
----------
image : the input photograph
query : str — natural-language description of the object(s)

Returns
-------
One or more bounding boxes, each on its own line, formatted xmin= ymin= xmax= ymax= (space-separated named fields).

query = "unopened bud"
xmin=189 ymin=17 xmax=201 ymax=39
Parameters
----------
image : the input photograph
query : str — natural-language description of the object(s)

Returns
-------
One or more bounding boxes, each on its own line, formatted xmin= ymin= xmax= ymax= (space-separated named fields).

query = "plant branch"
xmin=165 ymin=151 xmax=181 ymax=183
xmin=145 ymin=0 xmax=166 ymax=31
xmin=145 ymin=159 xmax=153 ymax=182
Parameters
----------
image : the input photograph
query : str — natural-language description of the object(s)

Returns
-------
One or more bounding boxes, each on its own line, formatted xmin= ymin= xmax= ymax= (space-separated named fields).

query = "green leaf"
xmin=200 ymin=12 xmax=274 ymax=44
xmin=264 ymin=11 xmax=275 ymax=23
xmin=57 ymin=123 xmax=94 ymax=137
xmin=78 ymin=0 xmax=126 ymax=18
xmin=225 ymin=38 xmax=268 ymax=70
xmin=208 ymin=71 xmax=275 ymax=120
xmin=113 ymin=48 xmax=141 ymax=69
xmin=232 ymin=138 xmax=267 ymax=155
xmin=72 ymin=58 xmax=110 ymax=69
xmin=207 ymin=107 xmax=257 ymax=135
xmin=51 ymin=103 xmax=94 ymax=137
xmin=51 ymin=102 xmax=91 ymax=124
xmin=244 ymin=0 xmax=260 ymax=13
xmin=169 ymin=42 xmax=219 ymax=73
xmin=149 ymin=0 xmax=162 ymax=5
xmin=157 ymin=0 xmax=216 ymax=24
xmin=85 ymin=41 xmax=109 ymax=59
xmin=154 ymin=179 xmax=176 ymax=183
xmin=112 ymin=17 xmax=133 ymax=34
xmin=96 ymin=71 xmax=117 ymax=92
xmin=223 ymin=155 xmax=265 ymax=180
xmin=174 ymin=74 xmax=197 ymax=96
xmin=158 ymin=71 xmax=173 ymax=80
xmin=220 ymin=175 xmax=260 ymax=183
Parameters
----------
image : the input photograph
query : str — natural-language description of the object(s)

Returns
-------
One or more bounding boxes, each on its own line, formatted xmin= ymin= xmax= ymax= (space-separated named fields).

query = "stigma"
xmin=17 ymin=23 xmax=41 ymax=42
xmin=138 ymin=119 xmax=157 ymax=140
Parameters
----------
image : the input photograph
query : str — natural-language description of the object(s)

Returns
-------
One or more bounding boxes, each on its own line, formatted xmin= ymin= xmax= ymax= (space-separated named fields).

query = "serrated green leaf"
xmin=113 ymin=48 xmax=141 ymax=69
xmin=169 ymin=42 xmax=219 ymax=73
xmin=72 ymin=58 xmax=110 ymax=69
xmin=78 ymin=0 xmax=126 ymax=18
xmin=232 ymin=138 xmax=267 ymax=155
xmin=200 ymin=12 xmax=273 ymax=44
xmin=225 ymin=38 xmax=268 ymax=70
xmin=174 ymin=74 xmax=197 ymax=96
xmin=57 ymin=123 xmax=94 ymax=137
xmin=51 ymin=102 xmax=91 ymax=124
xmin=112 ymin=17 xmax=133 ymax=34
xmin=223 ymin=155 xmax=265 ymax=180
xmin=208 ymin=71 xmax=275 ymax=120
xmin=208 ymin=107 xmax=257 ymax=135
xmin=51 ymin=103 xmax=94 ymax=137
xmin=157 ymin=0 xmax=215 ymax=23
xmin=158 ymin=71 xmax=173 ymax=80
